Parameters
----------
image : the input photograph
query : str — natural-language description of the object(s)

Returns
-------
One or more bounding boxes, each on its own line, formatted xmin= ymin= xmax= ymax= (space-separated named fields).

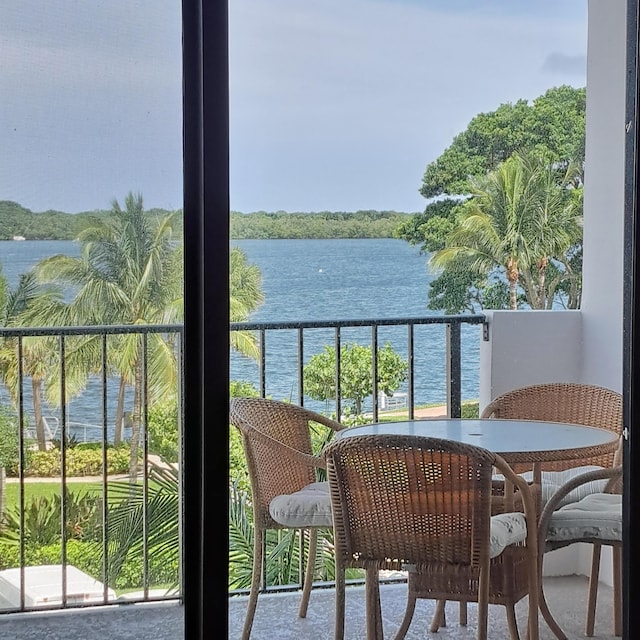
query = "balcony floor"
xmin=0 ymin=576 xmax=618 ymax=639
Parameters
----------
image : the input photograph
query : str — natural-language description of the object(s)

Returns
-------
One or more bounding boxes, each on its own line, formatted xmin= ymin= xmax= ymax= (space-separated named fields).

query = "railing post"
xmin=371 ymin=325 xmax=379 ymax=422
xmin=446 ymin=322 xmax=462 ymax=418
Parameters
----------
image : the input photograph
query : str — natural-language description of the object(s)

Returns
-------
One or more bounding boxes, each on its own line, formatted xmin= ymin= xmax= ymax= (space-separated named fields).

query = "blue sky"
xmin=0 ymin=1 xmax=587 ymax=214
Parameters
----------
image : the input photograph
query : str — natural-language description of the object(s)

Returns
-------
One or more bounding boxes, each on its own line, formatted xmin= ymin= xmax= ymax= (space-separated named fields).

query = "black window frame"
xmin=182 ymin=1 xmax=640 ymax=636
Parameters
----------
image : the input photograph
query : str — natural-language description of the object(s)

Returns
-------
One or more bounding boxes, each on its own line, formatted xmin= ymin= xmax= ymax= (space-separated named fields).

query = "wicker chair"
xmin=479 ymin=382 xmax=623 ymax=638
xmin=538 ymin=465 xmax=622 ymax=639
xmin=229 ymin=397 xmax=346 ymax=640
xmin=325 ymin=434 xmax=539 ymax=640
xmin=480 ymin=382 xmax=622 ymax=473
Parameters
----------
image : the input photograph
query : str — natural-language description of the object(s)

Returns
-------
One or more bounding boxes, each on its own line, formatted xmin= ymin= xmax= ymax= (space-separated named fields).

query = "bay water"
xmin=231 ymin=238 xmax=481 ymax=411
xmin=0 ymin=238 xmax=481 ymax=433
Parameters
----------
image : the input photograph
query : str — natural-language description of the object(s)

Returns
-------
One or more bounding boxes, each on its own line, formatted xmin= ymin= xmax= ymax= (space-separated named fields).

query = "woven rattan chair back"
xmin=481 ymin=383 xmax=623 ymax=472
xmin=229 ymin=397 xmax=345 ymax=640
xmin=325 ymin=434 xmax=539 ymax=640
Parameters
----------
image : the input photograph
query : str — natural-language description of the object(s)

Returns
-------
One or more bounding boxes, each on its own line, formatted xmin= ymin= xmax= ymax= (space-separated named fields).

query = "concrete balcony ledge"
xmin=0 ymin=600 xmax=183 ymax=640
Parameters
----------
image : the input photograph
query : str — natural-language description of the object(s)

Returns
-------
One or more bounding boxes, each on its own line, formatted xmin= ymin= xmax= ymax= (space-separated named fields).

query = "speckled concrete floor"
xmin=0 ymin=576 xmax=618 ymax=640
xmin=228 ymin=576 xmax=618 ymax=640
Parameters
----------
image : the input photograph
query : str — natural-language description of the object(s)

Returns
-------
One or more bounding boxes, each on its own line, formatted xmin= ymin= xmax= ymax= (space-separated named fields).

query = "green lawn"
xmin=4 ymin=480 xmax=103 ymax=507
xmin=2 ymin=478 xmax=148 ymax=512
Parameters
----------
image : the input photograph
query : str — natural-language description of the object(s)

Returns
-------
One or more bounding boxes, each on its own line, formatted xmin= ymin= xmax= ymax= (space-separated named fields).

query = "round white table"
xmin=335 ymin=418 xmax=619 ymax=470
xmin=335 ymin=417 xmax=620 ymax=640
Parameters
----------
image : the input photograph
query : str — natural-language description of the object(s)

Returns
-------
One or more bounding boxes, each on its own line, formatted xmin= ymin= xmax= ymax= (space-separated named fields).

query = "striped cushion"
xmin=494 ymin=466 xmax=609 ymax=508
xmin=547 ymin=493 xmax=622 ymax=543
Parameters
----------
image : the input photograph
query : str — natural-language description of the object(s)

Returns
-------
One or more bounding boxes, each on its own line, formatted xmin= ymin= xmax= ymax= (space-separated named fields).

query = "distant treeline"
xmin=231 ymin=210 xmax=415 ymax=239
xmin=0 ymin=201 xmax=413 ymax=241
xmin=0 ymin=201 xmax=182 ymax=241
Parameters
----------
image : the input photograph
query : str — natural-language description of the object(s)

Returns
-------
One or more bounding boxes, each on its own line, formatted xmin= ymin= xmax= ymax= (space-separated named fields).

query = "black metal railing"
xmin=0 ymin=324 xmax=183 ymax=614
xmin=230 ymin=314 xmax=485 ymax=419
xmin=0 ymin=314 xmax=487 ymax=612
xmin=229 ymin=314 xmax=486 ymax=598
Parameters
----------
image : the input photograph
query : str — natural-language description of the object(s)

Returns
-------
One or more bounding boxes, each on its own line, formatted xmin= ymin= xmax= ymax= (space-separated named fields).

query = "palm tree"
xmin=430 ymin=150 xmax=582 ymax=310
xmin=0 ymin=271 xmax=79 ymax=451
xmin=230 ymin=246 xmax=263 ymax=359
xmin=35 ymin=192 xmax=182 ymax=478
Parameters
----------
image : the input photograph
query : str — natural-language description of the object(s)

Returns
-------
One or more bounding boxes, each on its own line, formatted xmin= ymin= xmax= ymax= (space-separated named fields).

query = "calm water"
xmin=231 ymin=238 xmax=481 ymax=410
xmin=0 ymin=239 xmax=481 ymax=430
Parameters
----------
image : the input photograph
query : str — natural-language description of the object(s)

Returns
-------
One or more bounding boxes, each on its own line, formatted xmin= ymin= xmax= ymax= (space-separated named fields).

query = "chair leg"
xmin=365 ymin=567 xmax=383 ymax=640
xmin=243 ymin=526 xmax=264 ymax=640
xmin=334 ymin=559 xmax=346 ymax=640
xmin=430 ymin=599 xmax=447 ymax=632
xmin=393 ymin=581 xmax=416 ymax=640
xmin=298 ymin=528 xmax=317 ymax=618
xmin=477 ymin=566 xmax=490 ymax=640
xmin=613 ymin=546 xmax=622 ymax=636
xmin=586 ymin=543 xmax=602 ymax=637
xmin=460 ymin=600 xmax=468 ymax=626
xmin=505 ymin=605 xmax=520 ymax=640
xmin=539 ymin=582 xmax=568 ymax=640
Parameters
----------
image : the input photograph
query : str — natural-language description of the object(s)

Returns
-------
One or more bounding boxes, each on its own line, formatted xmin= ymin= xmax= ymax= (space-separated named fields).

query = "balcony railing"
xmin=229 ymin=314 xmax=486 ymax=598
xmin=0 ymin=323 xmax=183 ymax=614
xmin=230 ymin=314 xmax=486 ymax=419
xmin=0 ymin=314 xmax=486 ymax=614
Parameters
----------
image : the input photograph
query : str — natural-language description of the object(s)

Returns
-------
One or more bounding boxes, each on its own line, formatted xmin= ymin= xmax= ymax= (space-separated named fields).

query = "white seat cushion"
xmin=269 ymin=481 xmax=333 ymax=528
xmin=546 ymin=493 xmax=622 ymax=543
xmin=489 ymin=512 xmax=528 ymax=558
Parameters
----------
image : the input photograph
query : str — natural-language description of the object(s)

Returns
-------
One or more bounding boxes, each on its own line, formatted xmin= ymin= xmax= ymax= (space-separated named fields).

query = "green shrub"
xmin=0 ymin=489 xmax=102 ymax=545
xmin=0 ymin=538 xmax=178 ymax=591
xmin=0 ymin=405 xmax=31 ymax=475
xmin=147 ymin=400 xmax=179 ymax=463
xmin=22 ymin=445 xmax=132 ymax=477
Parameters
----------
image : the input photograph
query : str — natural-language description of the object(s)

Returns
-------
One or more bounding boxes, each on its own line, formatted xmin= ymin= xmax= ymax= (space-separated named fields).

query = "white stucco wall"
xmin=580 ymin=0 xmax=626 ymax=393
xmin=478 ymin=310 xmax=582 ymax=412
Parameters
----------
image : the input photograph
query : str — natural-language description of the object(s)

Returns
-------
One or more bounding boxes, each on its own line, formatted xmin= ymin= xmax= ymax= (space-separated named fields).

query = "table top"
xmin=336 ymin=418 xmax=619 ymax=465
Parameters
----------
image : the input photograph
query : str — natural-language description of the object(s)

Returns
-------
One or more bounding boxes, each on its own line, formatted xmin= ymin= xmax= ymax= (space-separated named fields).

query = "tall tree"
xmin=420 ymin=85 xmax=586 ymax=199
xmin=0 ymin=271 xmax=76 ymax=450
xmin=430 ymin=151 xmax=582 ymax=310
xmin=397 ymin=85 xmax=586 ymax=312
xmin=35 ymin=192 xmax=182 ymax=477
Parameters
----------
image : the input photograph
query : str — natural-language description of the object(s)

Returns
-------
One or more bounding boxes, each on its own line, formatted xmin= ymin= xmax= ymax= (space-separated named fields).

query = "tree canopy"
xmin=396 ymin=85 xmax=586 ymax=312
xmin=420 ymin=85 xmax=586 ymax=199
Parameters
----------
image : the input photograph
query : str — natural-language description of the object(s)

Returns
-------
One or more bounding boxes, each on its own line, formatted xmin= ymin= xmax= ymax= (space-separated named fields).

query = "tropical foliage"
xmin=35 ymin=192 xmax=183 ymax=478
xmin=430 ymin=151 xmax=583 ymax=310
xmin=303 ymin=342 xmax=408 ymax=415
xmin=104 ymin=461 xmax=180 ymax=590
xmin=230 ymin=246 xmax=264 ymax=359
xmin=396 ymin=85 xmax=586 ymax=312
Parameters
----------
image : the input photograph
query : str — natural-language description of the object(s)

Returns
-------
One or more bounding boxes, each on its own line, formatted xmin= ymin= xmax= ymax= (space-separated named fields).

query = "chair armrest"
xmin=302 ymin=406 xmax=347 ymax=433
xmin=492 ymin=454 xmax=539 ymax=524
xmin=235 ymin=419 xmax=328 ymax=469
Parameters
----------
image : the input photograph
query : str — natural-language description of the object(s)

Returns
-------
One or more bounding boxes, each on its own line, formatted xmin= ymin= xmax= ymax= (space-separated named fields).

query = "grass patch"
xmin=3 ymin=478 xmax=161 ymax=513
xmin=377 ymin=400 xmax=480 ymax=421
xmin=3 ymin=481 xmax=104 ymax=508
